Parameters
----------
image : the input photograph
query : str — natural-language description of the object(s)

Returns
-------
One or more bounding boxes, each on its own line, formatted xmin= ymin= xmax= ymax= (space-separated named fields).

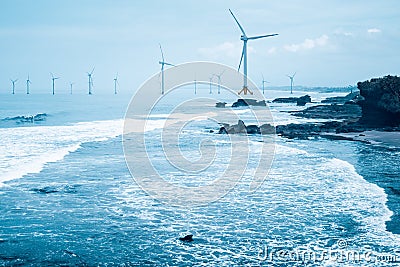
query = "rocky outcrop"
xmin=218 ymin=120 xmax=276 ymax=135
xmin=321 ymin=92 xmax=360 ymax=104
xmin=272 ymin=95 xmax=311 ymax=106
xmin=357 ymin=75 xmax=400 ymax=126
xmin=215 ymin=102 xmax=226 ymax=108
xmin=291 ymin=103 xmax=361 ymax=120
xmin=232 ymin=99 xmax=266 ymax=107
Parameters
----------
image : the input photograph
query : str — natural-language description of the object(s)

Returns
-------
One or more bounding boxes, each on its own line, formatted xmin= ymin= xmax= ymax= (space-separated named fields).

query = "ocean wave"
xmin=2 ymin=113 xmax=47 ymax=124
xmin=0 ymin=119 xmax=123 ymax=185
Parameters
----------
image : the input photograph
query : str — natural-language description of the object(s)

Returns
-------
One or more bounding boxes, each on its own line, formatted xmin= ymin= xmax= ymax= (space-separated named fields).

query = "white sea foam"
xmin=0 ymin=119 xmax=123 ymax=185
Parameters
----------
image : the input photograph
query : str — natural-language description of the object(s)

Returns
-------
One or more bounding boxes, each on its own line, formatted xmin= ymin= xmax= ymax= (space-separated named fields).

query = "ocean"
xmin=0 ymin=89 xmax=399 ymax=266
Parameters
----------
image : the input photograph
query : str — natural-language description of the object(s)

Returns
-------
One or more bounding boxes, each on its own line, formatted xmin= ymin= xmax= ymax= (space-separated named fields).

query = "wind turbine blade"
xmin=247 ymin=33 xmax=279 ymax=40
xmin=229 ymin=9 xmax=247 ymax=37
xmin=90 ymin=67 xmax=95 ymax=75
xmin=159 ymin=44 xmax=165 ymax=62
xmin=164 ymin=62 xmax=174 ymax=67
xmin=293 ymin=72 xmax=297 ymax=77
xmin=238 ymin=43 xmax=245 ymax=71
xmin=262 ymin=74 xmax=264 ymax=80
xmin=50 ymin=72 xmax=54 ymax=78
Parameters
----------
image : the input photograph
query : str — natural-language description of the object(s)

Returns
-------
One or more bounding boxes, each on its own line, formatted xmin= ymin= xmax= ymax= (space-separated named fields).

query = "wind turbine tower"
xmin=11 ymin=79 xmax=18 ymax=94
xmin=69 ymin=82 xmax=74 ymax=94
xmin=287 ymin=72 xmax=296 ymax=94
xmin=209 ymin=77 xmax=213 ymax=94
xmin=213 ymin=70 xmax=225 ymax=94
xmin=158 ymin=44 xmax=174 ymax=95
xmin=87 ymin=68 xmax=94 ymax=95
xmin=114 ymin=74 xmax=118 ymax=95
xmin=51 ymin=73 xmax=59 ymax=95
xmin=26 ymin=75 xmax=31 ymax=94
xmin=261 ymin=74 xmax=269 ymax=94
xmin=229 ymin=9 xmax=278 ymax=95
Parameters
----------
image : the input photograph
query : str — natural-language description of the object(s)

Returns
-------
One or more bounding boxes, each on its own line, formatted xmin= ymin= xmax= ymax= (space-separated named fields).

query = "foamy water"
xmin=0 ymin=119 xmax=123 ymax=185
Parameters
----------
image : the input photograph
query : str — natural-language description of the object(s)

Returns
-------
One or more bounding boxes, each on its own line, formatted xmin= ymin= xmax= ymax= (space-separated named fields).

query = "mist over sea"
xmin=0 ymin=89 xmax=399 ymax=266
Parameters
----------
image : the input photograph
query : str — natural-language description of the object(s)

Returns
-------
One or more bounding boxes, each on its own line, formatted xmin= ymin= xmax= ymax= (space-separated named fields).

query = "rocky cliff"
xmin=357 ymin=75 xmax=400 ymax=126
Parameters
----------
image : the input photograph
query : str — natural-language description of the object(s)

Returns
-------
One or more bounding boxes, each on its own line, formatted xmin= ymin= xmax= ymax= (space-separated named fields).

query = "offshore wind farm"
xmin=0 ymin=2 xmax=399 ymax=266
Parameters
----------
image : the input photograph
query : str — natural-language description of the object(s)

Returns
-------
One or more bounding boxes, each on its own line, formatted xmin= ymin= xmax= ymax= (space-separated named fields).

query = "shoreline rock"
xmin=218 ymin=120 xmax=275 ymax=135
xmin=231 ymin=99 xmax=266 ymax=107
xmin=272 ymin=95 xmax=311 ymax=106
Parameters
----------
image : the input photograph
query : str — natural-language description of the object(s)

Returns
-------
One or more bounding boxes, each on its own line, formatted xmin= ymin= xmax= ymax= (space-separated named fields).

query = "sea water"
xmin=0 ymin=90 xmax=399 ymax=266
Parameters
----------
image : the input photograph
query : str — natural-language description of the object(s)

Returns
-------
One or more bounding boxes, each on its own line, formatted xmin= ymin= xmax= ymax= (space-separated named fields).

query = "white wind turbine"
xmin=69 ymin=82 xmax=74 ymax=95
xmin=287 ymin=72 xmax=296 ymax=94
xmin=11 ymin=79 xmax=18 ymax=94
xmin=158 ymin=44 xmax=174 ymax=95
xmin=26 ymin=75 xmax=31 ymax=94
xmin=213 ymin=70 xmax=225 ymax=94
xmin=50 ymin=73 xmax=59 ymax=95
xmin=87 ymin=68 xmax=94 ymax=95
xmin=114 ymin=73 xmax=119 ymax=95
xmin=261 ymin=74 xmax=270 ymax=94
xmin=229 ymin=9 xmax=278 ymax=95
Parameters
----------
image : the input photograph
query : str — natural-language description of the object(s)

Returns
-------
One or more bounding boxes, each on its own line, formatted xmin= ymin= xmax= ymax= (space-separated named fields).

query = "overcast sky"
xmin=0 ymin=0 xmax=399 ymax=94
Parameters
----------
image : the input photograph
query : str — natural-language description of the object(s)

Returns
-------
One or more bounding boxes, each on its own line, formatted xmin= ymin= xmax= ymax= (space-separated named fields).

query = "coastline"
xmin=322 ymin=130 xmax=400 ymax=147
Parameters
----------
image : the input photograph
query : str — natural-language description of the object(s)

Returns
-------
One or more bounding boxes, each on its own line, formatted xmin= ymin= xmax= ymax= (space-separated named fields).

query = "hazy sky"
xmin=0 ymin=0 xmax=399 ymax=94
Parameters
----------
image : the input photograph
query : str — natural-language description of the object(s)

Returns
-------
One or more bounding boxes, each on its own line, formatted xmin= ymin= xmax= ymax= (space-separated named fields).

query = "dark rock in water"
xmin=272 ymin=95 xmax=311 ymax=104
xmin=232 ymin=99 xmax=249 ymax=107
xmin=218 ymin=127 xmax=228 ymax=134
xmin=221 ymin=120 xmax=247 ymax=134
xmin=232 ymin=99 xmax=266 ymax=107
xmin=32 ymin=186 xmax=59 ymax=194
xmin=218 ymin=121 xmax=275 ymax=135
xmin=321 ymin=92 xmax=360 ymax=104
xmin=179 ymin=235 xmax=193 ymax=242
xmin=260 ymin=123 xmax=276 ymax=134
xmin=297 ymin=99 xmax=307 ymax=106
xmin=291 ymin=104 xmax=361 ymax=120
xmin=215 ymin=102 xmax=227 ymax=108
xmin=246 ymin=125 xmax=261 ymax=134
xmin=357 ymin=75 xmax=400 ymax=126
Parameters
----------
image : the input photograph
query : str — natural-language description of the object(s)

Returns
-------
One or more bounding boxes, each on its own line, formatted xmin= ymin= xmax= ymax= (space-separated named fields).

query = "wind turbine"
xmin=113 ymin=73 xmax=119 ymax=95
xmin=87 ymin=68 xmax=94 ymax=95
xmin=26 ymin=75 xmax=31 ymax=94
xmin=69 ymin=82 xmax=74 ymax=94
xmin=209 ymin=77 xmax=213 ymax=94
xmin=229 ymin=9 xmax=278 ymax=95
xmin=194 ymin=80 xmax=197 ymax=95
xmin=213 ymin=70 xmax=225 ymax=94
xmin=50 ymin=73 xmax=59 ymax=95
xmin=158 ymin=44 xmax=174 ymax=95
xmin=287 ymin=72 xmax=296 ymax=94
xmin=261 ymin=74 xmax=269 ymax=94
xmin=10 ymin=79 xmax=18 ymax=94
